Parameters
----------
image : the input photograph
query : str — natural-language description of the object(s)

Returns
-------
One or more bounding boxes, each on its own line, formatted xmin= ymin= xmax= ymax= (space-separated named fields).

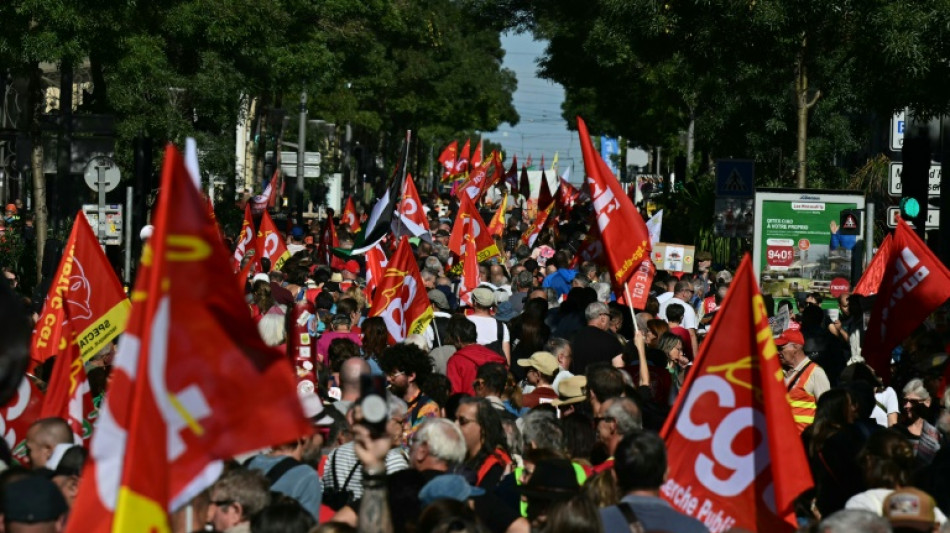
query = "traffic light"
xmin=901 ymin=135 xmax=930 ymax=236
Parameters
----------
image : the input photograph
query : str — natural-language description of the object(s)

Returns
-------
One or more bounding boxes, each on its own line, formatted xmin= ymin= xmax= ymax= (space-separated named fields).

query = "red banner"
xmin=2 ymin=376 xmax=44 ymax=466
xmin=397 ymin=173 xmax=430 ymax=238
xmin=487 ymin=193 xmax=508 ymax=238
xmin=438 ymin=141 xmax=459 ymax=181
xmin=660 ymin=255 xmax=812 ymax=533
xmin=232 ymin=203 xmax=255 ymax=270
xmin=341 ymin=196 xmax=361 ymax=233
xmin=39 ymin=318 xmax=94 ymax=444
xmin=67 ymin=143 xmax=311 ymax=533
xmin=576 ymin=116 xmax=651 ymax=287
xmin=864 ymin=216 xmax=950 ymax=380
xmin=455 ymin=138 xmax=471 ymax=176
xmin=31 ymin=212 xmax=131 ymax=368
xmin=853 ymin=233 xmax=892 ymax=297
xmin=369 ymin=236 xmax=434 ymax=343
xmin=256 ymin=210 xmax=291 ymax=271
xmin=449 ymin=193 xmax=500 ymax=264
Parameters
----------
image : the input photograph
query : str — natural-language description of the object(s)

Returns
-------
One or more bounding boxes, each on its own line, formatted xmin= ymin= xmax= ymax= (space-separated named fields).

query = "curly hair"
xmin=328 ymin=338 xmax=362 ymax=373
xmin=361 ymin=317 xmax=389 ymax=358
xmin=379 ymin=342 xmax=433 ymax=383
xmin=859 ymin=429 xmax=916 ymax=489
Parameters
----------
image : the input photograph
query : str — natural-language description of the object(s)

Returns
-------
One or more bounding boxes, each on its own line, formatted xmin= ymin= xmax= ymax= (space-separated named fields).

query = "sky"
xmin=486 ymin=32 xmax=584 ymax=183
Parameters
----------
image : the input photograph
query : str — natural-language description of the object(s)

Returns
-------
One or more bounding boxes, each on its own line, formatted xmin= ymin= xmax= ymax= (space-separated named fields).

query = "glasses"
xmin=210 ymin=499 xmax=235 ymax=507
xmin=593 ymin=416 xmax=612 ymax=425
xmin=456 ymin=416 xmax=477 ymax=427
xmin=903 ymin=398 xmax=925 ymax=406
xmin=387 ymin=371 xmax=405 ymax=379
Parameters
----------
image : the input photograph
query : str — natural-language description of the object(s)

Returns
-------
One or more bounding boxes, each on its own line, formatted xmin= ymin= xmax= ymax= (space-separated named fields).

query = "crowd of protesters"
xmin=2 ymin=187 xmax=950 ymax=533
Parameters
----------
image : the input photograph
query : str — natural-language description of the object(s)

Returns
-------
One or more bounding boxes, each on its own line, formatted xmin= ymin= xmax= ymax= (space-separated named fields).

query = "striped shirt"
xmin=323 ymin=441 xmax=409 ymax=500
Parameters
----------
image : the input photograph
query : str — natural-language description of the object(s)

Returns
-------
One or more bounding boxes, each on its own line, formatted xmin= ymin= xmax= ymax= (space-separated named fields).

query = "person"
xmin=360 ymin=316 xmax=390 ymax=376
xmin=817 ymin=509 xmax=893 ymax=533
xmin=24 ymin=418 xmax=73 ymax=470
xmin=775 ymin=329 xmax=831 ymax=433
xmin=591 ymin=397 xmax=642 ymax=474
xmin=546 ymin=337 xmax=574 ymax=393
xmin=334 ymin=357 xmax=371 ymax=416
xmin=658 ymin=280 xmax=699 ymax=357
xmin=882 ymin=487 xmax=941 ymax=532
xmin=517 ymin=351 xmax=560 ymax=409
xmin=516 ymin=458 xmax=583 ymax=530
xmin=244 ymin=425 xmax=324 ymax=519
xmin=569 ymin=302 xmax=623 ymax=374
xmin=445 ymin=315 xmax=507 ymax=396
xmin=2 ymin=474 xmax=70 ymax=532
xmin=473 ymin=362 xmax=519 ymax=416
xmin=802 ymin=388 xmax=865 ymax=517
xmin=250 ymin=499 xmax=316 ymax=533
xmin=664 ymin=303 xmax=694 ymax=361
xmin=656 ymin=332 xmax=690 ymax=404
xmin=541 ymin=251 xmax=577 ymax=299
xmin=600 ymin=430 xmax=709 ymax=533
xmin=380 ymin=343 xmax=441 ymax=445
xmin=455 ymin=397 xmax=511 ymax=488
xmin=895 ymin=378 xmax=942 ymax=467
xmin=466 ymin=287 xmax=511 ymax=363
xmin=206 ymin=468 xmax=271 ymax=533
xmin=316 ymin=313 xmax=363 ymax=367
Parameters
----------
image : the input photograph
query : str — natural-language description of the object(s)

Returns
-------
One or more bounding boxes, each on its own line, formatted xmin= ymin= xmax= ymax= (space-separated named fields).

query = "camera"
xmin=359 ymin=373 xmax=389 ymax=437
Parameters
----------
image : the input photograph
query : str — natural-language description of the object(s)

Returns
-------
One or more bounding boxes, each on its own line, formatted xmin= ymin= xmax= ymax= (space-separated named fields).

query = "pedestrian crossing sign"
xmin=716 ymin=160 xmax=755 ymax=198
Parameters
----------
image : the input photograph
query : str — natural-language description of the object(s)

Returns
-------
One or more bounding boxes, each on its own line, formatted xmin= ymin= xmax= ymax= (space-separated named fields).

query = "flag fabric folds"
xmin=438 ymin=141 xmax=459 ymax=181
xmin=852 ymin=233 xmax=892 ymax=297
xmin=369 ymin=236 xmax=434 ymax=343
xmin=67 ymin=142 xmax=311 ymax=533
xmin=39 ymin=317 xmax=94 ymax=444
xmin=521 ymin=203 xmax=553 ymax=248
xmin=864 ymin=216 xmax=950 ymax=380
xmin=519 ymin=165 xmax=531 ymax=200
xmin=660 ymin=255 xmax=812 ymax=532
xmin=250 ymin=169 xmax=280 ymax=214
xmin=448 ymin=193 xmax=500 ymax=264
xmin=646 ymin=209 xmax=663 ymax=246
xmin=231 ymin=204 xmax=255 ymax=271
xmin=455 ymin=139 xmax=471 ymax=176
xmin=576 ymin=116 xmax=651 ymax=288
xmin=256 ymin=210 xmax=291 ymax=272
xmin=394 ymin=173 xmax=431 ymax=240
xmin=537 ymin=169 xmax=553 ymax=211
xmin=2 ymin=377 xmax=44 ymax=465
xmin=341 ymin=196 xmax=361 ymax=233
xmin=458 ymin=229 xmax=480 ymax=308
xmin=31 ymin=213 xmax=130 ymax=368
xmin=487 ymin=193 xmax=508 ymax=238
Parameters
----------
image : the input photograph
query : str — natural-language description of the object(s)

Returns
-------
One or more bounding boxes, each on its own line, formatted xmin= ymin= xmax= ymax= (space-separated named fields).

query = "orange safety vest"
xmin=787 ymin=361 xmax=818 ymax=433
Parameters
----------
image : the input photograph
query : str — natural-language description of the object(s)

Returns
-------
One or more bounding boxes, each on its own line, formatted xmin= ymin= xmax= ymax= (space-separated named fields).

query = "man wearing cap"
xmin=518 ymin=352 xmax=560 ymax=409
xmin=775 ymin=329 xmax=830 ymax=433
xmin=3 ymin=475 xmax=69 ymax=532
xmin=883 ymin=487 xmax=946 ymax=531
xmin=424 ymin=288 xmax=452 ymax=355
xmin=288 ymin=226 xmax=307 ymax=256
xmin=468 ymin=287 xmax=511 ymax=363
xmin=315 ymin=312 xmax=363 ymax=367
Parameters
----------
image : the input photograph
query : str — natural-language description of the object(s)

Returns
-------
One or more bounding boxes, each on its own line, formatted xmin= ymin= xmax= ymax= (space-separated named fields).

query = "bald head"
xmin=340 ymin=357 xmax=370 ymax=400
xmin=26 ymin=418 xmax=73 ymax=469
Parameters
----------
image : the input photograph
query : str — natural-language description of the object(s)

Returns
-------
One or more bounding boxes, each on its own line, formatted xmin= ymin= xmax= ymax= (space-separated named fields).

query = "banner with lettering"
xmin=369 ymin=236 xmax=434 ymax=343
xmin=660 ymin=255 xmax=812 ymax=533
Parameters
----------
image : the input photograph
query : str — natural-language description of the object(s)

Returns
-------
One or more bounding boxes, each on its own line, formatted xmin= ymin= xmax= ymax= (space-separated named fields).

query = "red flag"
xmin=438 ymin=141 xmax=459 ymax=181
xmin=576 ymin=116 xmax=651 ymax=287
xmin=67 ymin=143 xmax=311 ymax=533
xmin=455 ymin=154 xmax=492 ymax=201
xmin=39 ymin=318 xmax=94 ymax=444
xmin=396 ymin=173 xmax=431 ymax=238
xmin=472 ymin=138 xmax=483 ymax=169
xmin=369 ymin=236 xmax=434 ymax=343
xmin=455 ymin=139 xmax=471 ymax=175
xmin=32 ymin=213 xmax=131 ymax=368
xmin=2 ymin=376 xmax=44 ymax=466
xmin=483 ymin=151 xmax=505 ymax=192
xmin=257 ymin=210 xmax=291 ymax=271
xmin=365 ymin=242 xmax=388 ymax=299
xmin=626 ymin=260 xmax=655 ymax=309
xmin=487 ymin=193 xmax=508 ymax=238
xmin=853 ymin=233 xmax=892 ymax=297
xmin=660 ymin=255 xmax=812 ymax=532
xmin=538 ymin=169 xmax=554 ymax=210
xmin=232 ymin=204 xmax=255 ymax=270
xmin=864 ymin=216 xmax=950 ymax=380
xmin=449 ymin=193 xmax=500 ymax=264
xmin=250 ymin=169 xmax=280 ymax=214
xmin=521 ymin=203 xmax=554 ymax=247
xmin=458 ymin=229 xmax=480 ymax=308
xmin=341 ymin=196 xmax=361 ymax=233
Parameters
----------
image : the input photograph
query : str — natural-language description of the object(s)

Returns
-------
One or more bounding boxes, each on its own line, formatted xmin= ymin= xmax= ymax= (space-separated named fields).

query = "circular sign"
xmin=766 ymin=245 xmax=795 ymax=268
xmin=798 ymin=239 xmax=810 ymax=251
xmin=830 ymin=277 xmax=851 ymax=297
xmin=83 ymin=156 xmax=121 ymax=193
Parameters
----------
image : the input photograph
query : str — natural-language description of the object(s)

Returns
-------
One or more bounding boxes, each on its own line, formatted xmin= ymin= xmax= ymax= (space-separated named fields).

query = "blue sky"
xmin=486 ymin=32 xmax=584 ymax=181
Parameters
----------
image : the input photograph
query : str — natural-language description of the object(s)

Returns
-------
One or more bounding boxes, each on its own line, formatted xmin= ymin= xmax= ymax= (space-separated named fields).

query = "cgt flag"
xmin=449 ymin=193 xmax=500 ymax=265
xmin=438 ymin=141 xmax=459 ymax=181
xmin=39 ymin=316 xmax=95 ymax=444
xmin=576 ymin=116 xmax=651 ymax=288
xmin=341 ymin=196 xmax=361 ymax=233
xmin=32 ymin=212 xmax=130 ymax=368
xmin=66 ymin=142 xmax=311 ymax=533
xmin=660 ymin=255 xmax=812 ymax=533
xmin=256 ymin=210 xmax=291 ymax=271
xmin=369 ymin=236 xmax=433 ymax=343
xmin=864 ymin=216 xmax=950 ymax=380
xmin=394 ymin=173 xmax=431 ymax=241
xmin=231 ymin=204 xmax=255 ymax=271
xmin=487 ymin=192 xmax=508 ymax=238
xmin=852 ymin=233 xmax=892 ymax=297
xmin=458 ymin=229 xmax=480 ymax=308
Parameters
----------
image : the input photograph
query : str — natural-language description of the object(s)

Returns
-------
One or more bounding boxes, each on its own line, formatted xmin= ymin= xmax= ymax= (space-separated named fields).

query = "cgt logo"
xmin=881 ymin=247 xmax=930 ymax=339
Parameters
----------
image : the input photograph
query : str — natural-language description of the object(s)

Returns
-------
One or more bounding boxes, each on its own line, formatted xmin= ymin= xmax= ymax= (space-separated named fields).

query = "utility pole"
xmin=296 ymin=90 xmax=307 ymax=224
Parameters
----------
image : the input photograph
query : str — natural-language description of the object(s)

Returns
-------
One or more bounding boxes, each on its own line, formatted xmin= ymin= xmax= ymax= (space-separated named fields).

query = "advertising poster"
xmin=652 ymin=243 xmax=695 ymax=273
xmin=753 ymin=190 xmax=865 ymax=304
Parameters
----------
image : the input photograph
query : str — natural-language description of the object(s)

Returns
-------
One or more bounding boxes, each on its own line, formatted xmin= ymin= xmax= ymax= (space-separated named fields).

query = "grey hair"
xmin=424 ymin=256 xmax=443 ymax=272
xmin=605 ymin=397 xmax=642 ymax=435
xmin=514 ymin=270 xmax=534 ymax=290
xmin=420 ymin=270 xmax=437 ymax=283
xmin=212 ymin=468 xmax=271 ymax=519
xmin=592 ymin=282 xmax=611 ymax=303
xmin=501 ymin=418 xmax=523 ymax=457
xmin=415 ymin=418 xmax=467 ymax=466
xmin=388 ymin=393 xmax=408 ymax=420
xmin=520 ymin=409 xmax=564 ymax=454
xmin=585 ymin=302 xmax=610 ymax=322
xmin=635 ymin=312 xmax=651 ymax=333
xmin=257 ymin=311 xmax=287 ymax=347
xmin=544 ymin=337 xmax=571 ymax=358
xmin=544 ymin=287 xmax=559 ymax=308
xmin=903 ymin=378 xmax=931 ymax=402
xmin=818 ymin=509 xmax=892 ymax=533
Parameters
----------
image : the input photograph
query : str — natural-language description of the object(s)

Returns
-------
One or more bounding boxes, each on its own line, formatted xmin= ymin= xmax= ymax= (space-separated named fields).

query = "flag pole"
xmin=623 ymin=280 xmax=640 ymax=334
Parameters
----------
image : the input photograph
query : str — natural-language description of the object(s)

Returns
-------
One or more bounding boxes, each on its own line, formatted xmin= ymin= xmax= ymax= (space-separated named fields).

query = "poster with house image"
xmin=652 ymin=243 xmax=694 ymax=273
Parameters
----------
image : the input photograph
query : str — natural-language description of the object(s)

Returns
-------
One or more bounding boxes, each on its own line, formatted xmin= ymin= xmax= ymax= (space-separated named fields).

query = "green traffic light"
xmin=900 ymin=197 xmax=921 ymax=218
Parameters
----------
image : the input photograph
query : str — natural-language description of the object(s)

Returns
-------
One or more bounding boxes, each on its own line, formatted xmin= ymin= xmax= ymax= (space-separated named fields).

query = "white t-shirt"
xmin=467 ymin=314 xmax=510 ymax=346
xmin=659 ymin=297 xmax=698 ymax=329
xmin=871 ymin=387 xmax=899 ymax=427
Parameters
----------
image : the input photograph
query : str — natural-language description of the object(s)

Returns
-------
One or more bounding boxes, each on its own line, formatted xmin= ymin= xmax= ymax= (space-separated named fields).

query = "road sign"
xmin=715 ymin=159 xmax=755 ymax=197
xmin=83 ymin=156 xmax=121 ymax=193
xmin=890 ymin=110 xmax=906 ymax=152
xmin=888 ymin=161 xmax=941 ymax=197
xmin=887 ymin=206 xmax=940 ymax=229
xmin=82 ymin=204 xmax=123 ymax=245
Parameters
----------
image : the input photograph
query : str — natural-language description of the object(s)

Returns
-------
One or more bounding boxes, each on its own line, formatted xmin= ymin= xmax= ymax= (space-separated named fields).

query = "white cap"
xmin=252 ymin=273 xmax=270 ymax=283
xmin=139 ymin=225 xmax=154 ymax=241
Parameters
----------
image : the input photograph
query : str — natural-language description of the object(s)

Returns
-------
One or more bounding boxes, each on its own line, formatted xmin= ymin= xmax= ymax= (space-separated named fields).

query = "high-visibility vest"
xmin=787 ymin=361 xmax=818 ymax=432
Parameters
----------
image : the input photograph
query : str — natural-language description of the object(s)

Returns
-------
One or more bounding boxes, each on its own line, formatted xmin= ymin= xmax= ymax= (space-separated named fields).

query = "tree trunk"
xmin=686 ymin=110 xmax=696 ymax=172
xmin=32 ymin=141 xmax=46 ymax=281
xmin=795 ymin=37 xmax=820 ymax=189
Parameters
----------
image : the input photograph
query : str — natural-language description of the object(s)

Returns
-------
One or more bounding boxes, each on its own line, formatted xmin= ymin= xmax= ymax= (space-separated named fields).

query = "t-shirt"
xmin=659 ymin=297 xmax=698 ymax=329
xmin=246 ymin=455 xmax=322 ymax=519
xmin=570 ymin=325 xmax=624 ymax=374
xmin=325 ymin=441 xmax=408 ymax=500
xmin=871 ymin=387 xmax=899 ymax=427
xmin=521 ymin=386 xmax=559 ymax=409
xmin=600 ymin=495 xmax=709 ymax=533
xmin=467 ymin=314 xmax=510 ymax=346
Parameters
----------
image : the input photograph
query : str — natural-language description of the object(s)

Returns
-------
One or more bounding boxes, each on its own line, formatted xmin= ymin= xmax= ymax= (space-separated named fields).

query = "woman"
xmin=802 ymin=388 xmax=863 ymax=517
xmin=360 ymin=317 xmax=389 ymax=376
xmin=249 ymin=279 xmax=284 ymax=322
xmin=656 ymin=333 xmax=690 ymax=404
xmin=839 ymin=363 xmax=899 ymax=427
xmin=896 ymin=378 xmax=942 ymax=467
xmin=455 ymin=397 xmax=511 ymax=489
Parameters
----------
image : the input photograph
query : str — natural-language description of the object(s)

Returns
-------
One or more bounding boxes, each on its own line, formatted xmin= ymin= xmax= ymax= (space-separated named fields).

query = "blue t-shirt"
xmin=600 ymin=494 xmax=709 ymax=533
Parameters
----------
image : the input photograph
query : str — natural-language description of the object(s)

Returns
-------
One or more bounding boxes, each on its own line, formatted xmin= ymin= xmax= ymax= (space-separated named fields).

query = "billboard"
xmin=753 ymin=190 xmax=866 ymax=303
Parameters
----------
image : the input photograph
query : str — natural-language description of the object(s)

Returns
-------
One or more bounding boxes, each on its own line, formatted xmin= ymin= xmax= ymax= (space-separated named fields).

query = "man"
xmin=467 ymin=287 xmax=511 ymax=362
xmin=775 ymin=329 xmax=830 ymax=433
xmin=546 ymin=337 xmax=574 ymax=393
xmin=206 ymin=468 xmax=271 ymax=533
xmin=445 ymin=315 xmax=507 ymax=395
xmin=541 ymin=251 xmax=576 ymax=299
xmin=381 ymin=343 xmax=440 ymax=443
xmin=665 ymin=303 xmax=694 ymax=361
xmin=694 ymin=250 xmax=713 ymax=298
xmin=25 ymin=418 xmax=73 ymax=470
xmin=287 ymin=226 xmax=307 ymax=256
xmin=655 ymin=273 xmax=676 ymax=304
xmin=3 ymin=475 xmax=69 ymax=533
xmin=424 ymin=288 xmax=453 ymax=356
xmin=509 ymin=270 xmax=534 ymax=315
xmin=474 ymin=362 xmax=519 ymax=416
xmin=3 ymin=267 xmax=17 ymax=289
xmin=658 ymin=280 xmax=699 ymax=357
xmin=268 ymin=270 xmax=295 ymax=306
xmin=518 ymin=351 xmax=560 ymax=408
xmin=334 ymin=357 xmax=371 ymax=415
xmin=586 ymin=363 xmax=625 ymax=421
xmin=600 ymin=431 xmax=709 ymax=533
xmin=245 ymin=422 xmax=323 ymax=518
xmin=592 ymin=397 xmax=642 ymax=473
xmin=570 ymin=302 xmax=624 ymax=374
